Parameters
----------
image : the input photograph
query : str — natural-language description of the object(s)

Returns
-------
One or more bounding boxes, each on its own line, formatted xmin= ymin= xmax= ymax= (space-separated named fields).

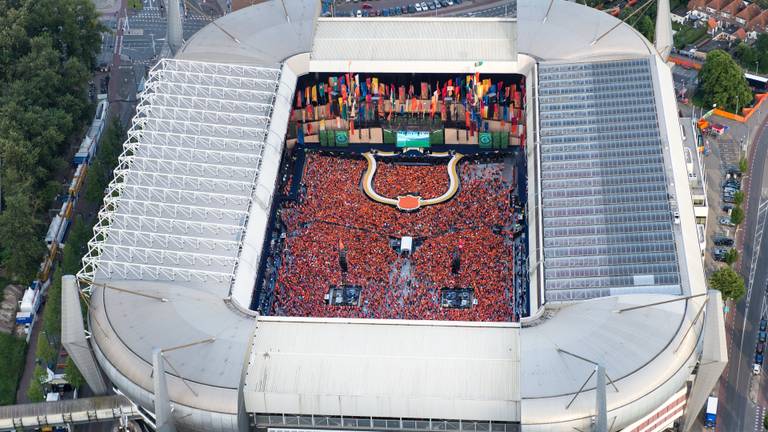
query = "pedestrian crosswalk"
xmin=754 ymin=405 xmax=765 ymax=431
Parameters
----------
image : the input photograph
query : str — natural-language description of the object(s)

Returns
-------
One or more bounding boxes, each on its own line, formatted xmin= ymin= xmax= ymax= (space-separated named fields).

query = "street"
xmin=715 ymin=100 xmax=768 ymax=431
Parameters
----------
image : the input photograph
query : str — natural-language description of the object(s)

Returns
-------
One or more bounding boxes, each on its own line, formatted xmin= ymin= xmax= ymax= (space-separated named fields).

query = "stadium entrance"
xmin=251 ymin=71 xmax=530 ymax=322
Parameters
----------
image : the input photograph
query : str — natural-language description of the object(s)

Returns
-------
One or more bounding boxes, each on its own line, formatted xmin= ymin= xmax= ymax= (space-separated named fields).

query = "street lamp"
xmin=756 ymin=60 xmax=760 ymax=74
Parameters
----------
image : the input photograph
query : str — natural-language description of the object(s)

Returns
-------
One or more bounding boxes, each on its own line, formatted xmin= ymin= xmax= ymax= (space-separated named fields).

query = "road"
xmin=718 ymin=108 xmax=768 ymax=431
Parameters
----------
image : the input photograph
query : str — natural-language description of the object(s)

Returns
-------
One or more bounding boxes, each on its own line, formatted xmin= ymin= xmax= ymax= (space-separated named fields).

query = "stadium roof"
xmin=80 ymin=1 xmax=712 ymax=431
xmin=311 ymin=18 xmax=517 ymax=62
xmin=244 ymin=318 xmax=521 ymax=422
xmin=537 ymin=58 xmax=682 ymax=302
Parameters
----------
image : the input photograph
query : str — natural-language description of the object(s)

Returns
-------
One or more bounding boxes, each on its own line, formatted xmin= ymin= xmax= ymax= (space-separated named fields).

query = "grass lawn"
xmin=128 ymin=0 xmax=143 ymax=10
xmin=0 ymin=333 xmax=27 ymax=405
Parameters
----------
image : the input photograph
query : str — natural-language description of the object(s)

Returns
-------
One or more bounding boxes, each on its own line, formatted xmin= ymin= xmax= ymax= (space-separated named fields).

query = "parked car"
xmin=754 ymin=363 xmax=761 ymax=375
xmin=759 ymin=330 xmax=767 ymax=343
xmin=722 ymin=204 xmax=733 ymax=212
xmin=760 ymin=319 xmax=767 ymax=332
xmin=756 ymin=353 xmax=764 ymax=365
xmin=757 ymin=342 xmax=765 ymax=354
xmin=713 ymin=236 xmax=734 ymax=247
xmin=415 ymin=3 xmax=422 ymax=11
xmin=719 ymin=217 xmax=735 ymax=227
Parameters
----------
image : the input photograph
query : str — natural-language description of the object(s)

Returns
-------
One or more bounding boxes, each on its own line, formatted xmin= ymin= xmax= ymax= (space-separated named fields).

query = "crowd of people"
xmin=270 ymin=152 xmax=519 ymax=322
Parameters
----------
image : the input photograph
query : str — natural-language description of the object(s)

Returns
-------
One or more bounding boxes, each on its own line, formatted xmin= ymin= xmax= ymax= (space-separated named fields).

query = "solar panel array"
xmin=537 ymin=58 xmax=682 ymax=302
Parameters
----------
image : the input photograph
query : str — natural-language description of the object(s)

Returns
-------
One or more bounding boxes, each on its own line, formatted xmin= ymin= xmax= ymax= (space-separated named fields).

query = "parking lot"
xmin=121 ymin=4 xmax=215 ymax=67
xmin=331 ymin=0 xmax=515 ymax=17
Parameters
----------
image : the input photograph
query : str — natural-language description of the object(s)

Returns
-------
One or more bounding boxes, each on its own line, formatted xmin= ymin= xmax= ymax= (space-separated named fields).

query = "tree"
xmin=0 ymin=181 xmax=45 ymax=282
xmin=0 ymin=333 xmax=27 ymax=405
xmin=699 ymin=50 xmax=754 ymax=114
xmin=634 ymin=15 xmax=655 ymax=42
xmin=26 ymin=365 xmax=46 ymax=403
xmin=35 ymin=338 xmax=57 ymax=369
xmin=64 ymin=357 xmax=85 ymax=390
xmin=731 ymin=205 xmax=745 ymax=225
xmin=725 ymin=248 xmax=739 ymax=265
xmin=734 ymin=190 xmax=745 ymax=206
xmin=62 ymin=215 xmax=92 ymax=275
xmin=709 ymin=267 xmax=746 ymax=300
xmin=734 ymin=42 xmax=757 ymax=69
xmin=42 ymin=267 xmax=63 ymax=344
xmin=764 ymin=412 xmax=768 ymax=430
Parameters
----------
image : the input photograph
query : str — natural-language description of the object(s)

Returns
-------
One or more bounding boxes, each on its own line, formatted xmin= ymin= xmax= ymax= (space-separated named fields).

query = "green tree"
xmin=635 ymin=15 xmax=655 ymax=42
xmin=709 ymin=267 xmax=746 ymax=300
xmin=62 ymin=215 xmax=92 ymax=275
xmin=763 ymin=412 xmax=768 ymax=430
xmin=725 ymin=248 xmax=739 ymax=265
xmin=26 ymin=365 xmax=46 ymax=403
xmin=734 ymin=190 xmax=745 ymax=206
xmin=734 ymin=42 xmax=757 ymax=68
xmin=42 ymin=267 xmax=63 ymax=344
xmin=0 ymin=0 xmax=104 ymax=280
xmin=0 ymin=333 xmax=27 ymax=405
xmin=740 ymin=157 xmax=749 ymax=174
xmin=84 ymin=158 xmax=107 ymax=204
xmin=35 ymin=338 xmax=57 ymax=368
xmin=699 ymin=50 xmax=754 ymax=113
xmin=731 ymin=205 xmax=745 ymax=225
xmin=64 ymin=357 xmax=85 ymax=390
xmin=0 ymin=182 xmax=45 ymax=282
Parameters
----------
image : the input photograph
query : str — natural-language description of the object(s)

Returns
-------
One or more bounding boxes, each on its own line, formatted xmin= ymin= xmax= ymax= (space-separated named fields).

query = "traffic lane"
xmin=723 ymin=107 xmax=768 ymax=431
xmin=716 ymin=113 xmax=768 ymax=432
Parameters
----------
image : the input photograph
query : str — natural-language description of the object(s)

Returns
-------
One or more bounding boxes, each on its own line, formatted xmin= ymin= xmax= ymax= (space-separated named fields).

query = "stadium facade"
xmin=67 ymin=1 xmax=727 ymax=431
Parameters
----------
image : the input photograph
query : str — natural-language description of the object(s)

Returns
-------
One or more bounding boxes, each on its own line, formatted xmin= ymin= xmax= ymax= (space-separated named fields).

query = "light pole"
xmin=756 ymin=59 xmax=759 ymax=74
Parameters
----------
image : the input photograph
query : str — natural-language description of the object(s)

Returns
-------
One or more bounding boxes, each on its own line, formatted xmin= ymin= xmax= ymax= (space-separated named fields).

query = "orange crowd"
xmin=271 ymin=152 xmax=517 ymax=322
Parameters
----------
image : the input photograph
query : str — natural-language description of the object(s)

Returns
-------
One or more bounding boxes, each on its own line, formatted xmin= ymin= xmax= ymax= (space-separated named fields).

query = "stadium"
xmin=61 ymin=1 xmax=727 ymax=432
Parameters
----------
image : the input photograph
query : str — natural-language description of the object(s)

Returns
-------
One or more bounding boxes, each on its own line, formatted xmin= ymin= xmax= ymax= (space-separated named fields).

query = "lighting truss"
xmin=78 ymin=59 xmax=281 ymax=292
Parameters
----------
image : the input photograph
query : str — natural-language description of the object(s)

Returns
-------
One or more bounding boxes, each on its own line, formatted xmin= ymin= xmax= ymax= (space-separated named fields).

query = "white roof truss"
xmin=78 ymin=59 xmax=281 ymax=295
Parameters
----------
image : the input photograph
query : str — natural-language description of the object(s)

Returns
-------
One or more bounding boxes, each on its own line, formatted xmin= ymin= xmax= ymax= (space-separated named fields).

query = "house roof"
xmin=706 ymin=0 xmax=733 ymax=10
xmin=748 ymin=10 xmax=768 ymax=30
xmin=721 ymin=0 xmax=743 ymax=15
xmin=734 ymin=27 xmax=747 ymax=40
xmin=688 ymin=0 xmax=708 ymax=9
xmin=737 ymin=3 xmax=762 ymax=20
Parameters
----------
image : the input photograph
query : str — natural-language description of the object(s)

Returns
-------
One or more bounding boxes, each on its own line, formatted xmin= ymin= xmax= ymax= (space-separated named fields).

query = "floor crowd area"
xmin=270 ymin=152 xmax=519 ymax=322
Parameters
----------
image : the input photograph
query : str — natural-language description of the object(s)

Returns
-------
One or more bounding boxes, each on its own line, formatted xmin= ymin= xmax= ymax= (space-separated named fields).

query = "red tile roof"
xmin=737 ymin=3 xmax=762 ymax=20
xmin=706 ymin=0 xmax=733 ymax=10
xmin=721 ymin=0 xmax=743 ymax=15
xmin=688 ymin=0 xmax=708 ymax=9
xmin=748 ymin=10 xmax=768 ymax=30
xmin=734 ymin=27 xmax=747 ymax=40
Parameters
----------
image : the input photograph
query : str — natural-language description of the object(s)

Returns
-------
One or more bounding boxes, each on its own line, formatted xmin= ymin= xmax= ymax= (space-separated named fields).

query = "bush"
xmin=725 ymin=248 xmax=739 ymax=265
xmin=26 ymin=365 xmax=46 ymax=403
xmin=731 ymin=206 xmax=745 ymax=225
xmin=0 ymin=333 xmax=27 ymax=405
xmin=740 ymin=157 xmax=749 ymax=174
xmin=734 ymin=190 xmax=745 ymax=206
xmin=64 ymin=357 xmax=85 ymax=390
